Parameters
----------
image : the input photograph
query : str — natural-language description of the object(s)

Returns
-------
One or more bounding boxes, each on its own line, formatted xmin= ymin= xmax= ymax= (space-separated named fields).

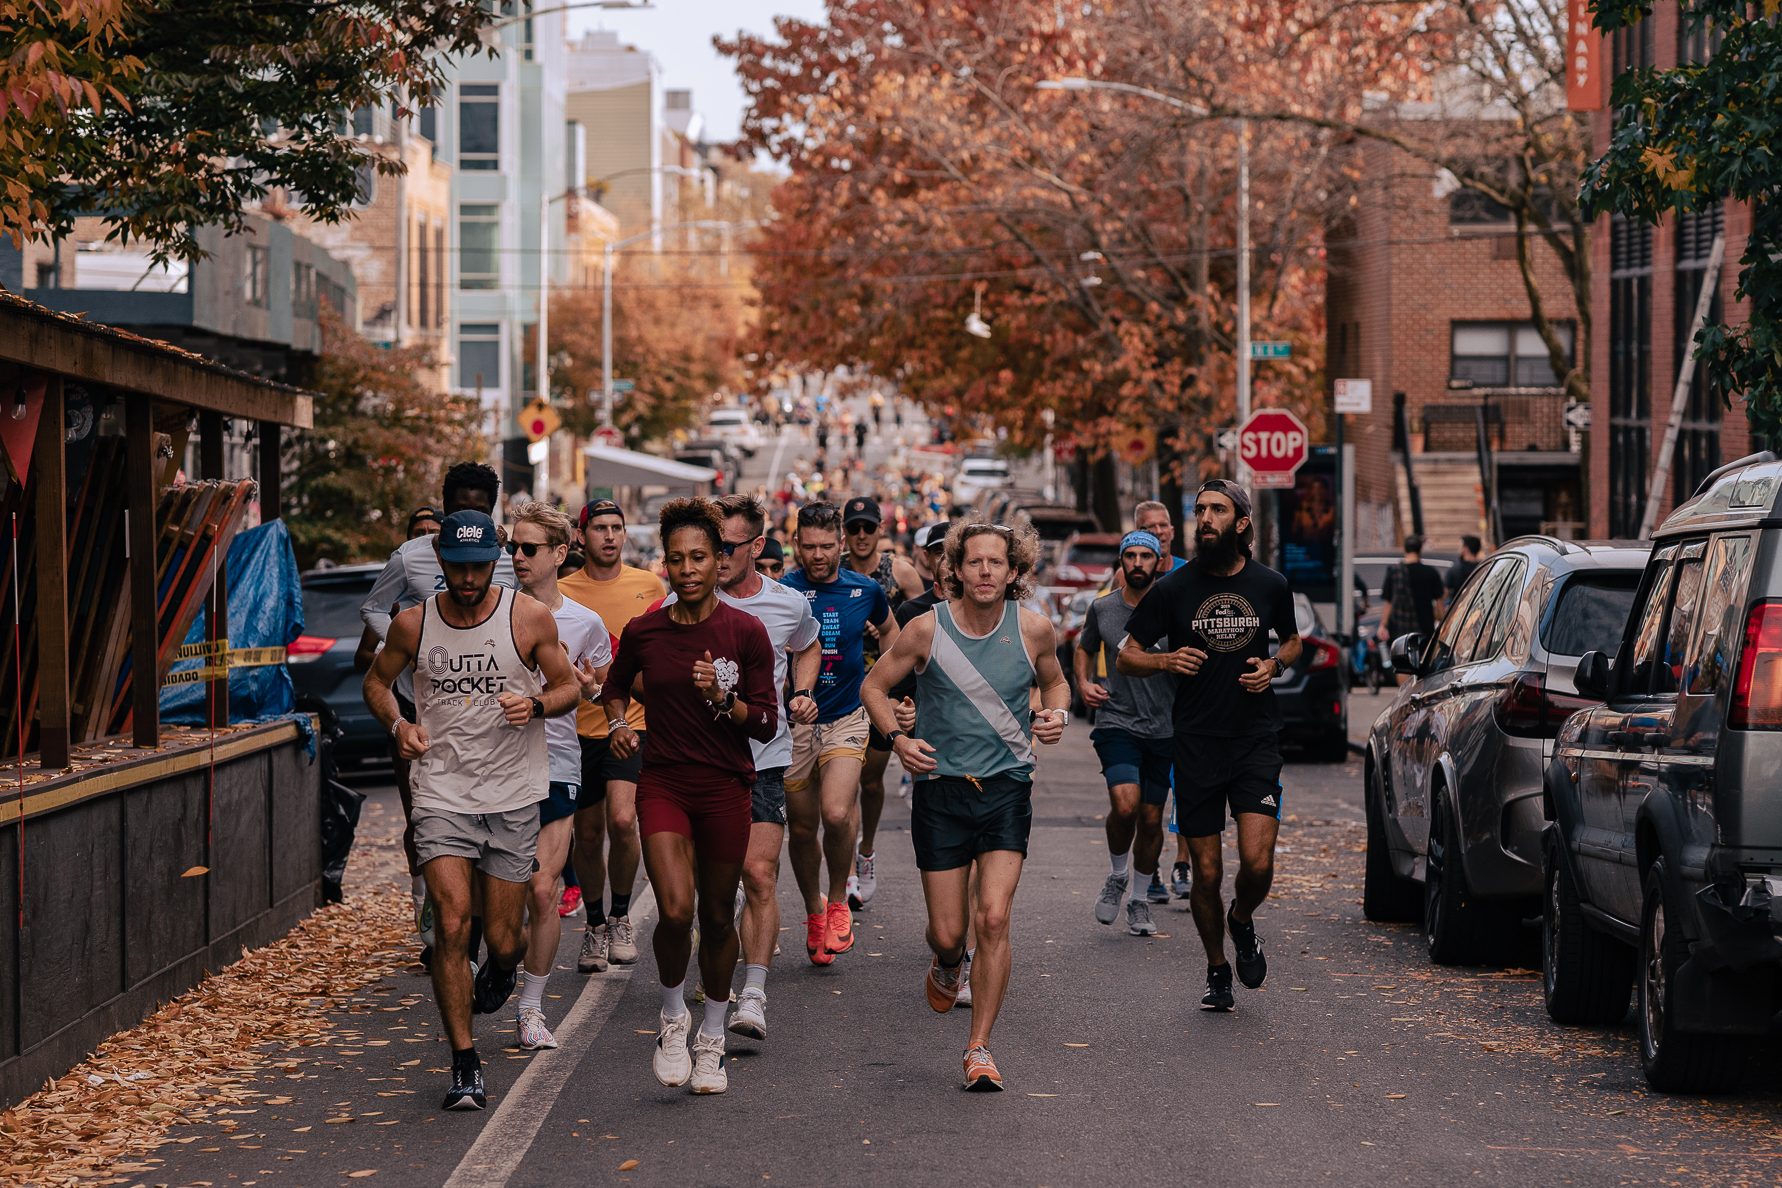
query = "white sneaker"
xmin=729 ymin=986 xmax=768 ymax=1040
xmin=653 ymin=1010 xmax=693 ymax=1087
xmin=578 ymin=924 xmax=609 ymax=974
xmin=414 ymin=894 xmax=435 ymax=950
xmin=845 ymin=873 xmax=862 ymax=911
xmin=516 ymin=1006 xmax=558 ymax=1050
xmin=689 ymin=1031 xmax=728 ymax=1094
xmin=609 ymin=915 xmax=639 ymax=964
xmin=955 ymin=952 xmax=974 ymax=1008
xmin=854 ymin=851 xmax=877 ymax=906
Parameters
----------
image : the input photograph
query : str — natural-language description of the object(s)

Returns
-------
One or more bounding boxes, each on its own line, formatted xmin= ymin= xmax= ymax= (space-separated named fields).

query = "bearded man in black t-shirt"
xmin=1119 ymin=479 xmax=1302 ymax=1013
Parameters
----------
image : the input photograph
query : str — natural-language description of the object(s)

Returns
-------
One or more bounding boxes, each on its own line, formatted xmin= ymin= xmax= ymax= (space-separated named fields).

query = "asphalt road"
xmin=137 ymin=719 xmax=1782 ymax=1188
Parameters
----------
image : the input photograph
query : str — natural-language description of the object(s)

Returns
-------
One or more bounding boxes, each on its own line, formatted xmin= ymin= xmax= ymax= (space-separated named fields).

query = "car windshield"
xmin=709 ymin=410 xmax=744 ymax=424
xmin=1541 ymin=572 xmax=1640 ymax=657
xmin=1030 ymin=518 xmax=1096 ymax=542
xmin=302 ymin=577 xmax=377 ymax=636
xmin=1066 ymin=543 xmax=1117 ymax=568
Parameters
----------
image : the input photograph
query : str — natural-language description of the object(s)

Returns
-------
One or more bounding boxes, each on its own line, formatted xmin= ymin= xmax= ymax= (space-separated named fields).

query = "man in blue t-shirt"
xmin=781 ymin=501 xmax=898 ymax=967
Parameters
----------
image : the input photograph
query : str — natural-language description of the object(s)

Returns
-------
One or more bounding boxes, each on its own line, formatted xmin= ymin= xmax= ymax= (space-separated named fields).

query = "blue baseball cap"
xmin=437 ymin=510 xmax=501 ymax=563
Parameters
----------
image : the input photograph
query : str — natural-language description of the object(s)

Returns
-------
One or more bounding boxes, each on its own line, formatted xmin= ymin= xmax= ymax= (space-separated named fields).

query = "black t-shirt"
xmin=888 ymin=588 xmax=945 ymax=701
xmin=1443 ymin=556 xmax=1480 ymax=598
xmin=1125 ymin=557 xmax=1298 ymax=739
xmin=1383 ymin=561 xmax=1446 ymax=635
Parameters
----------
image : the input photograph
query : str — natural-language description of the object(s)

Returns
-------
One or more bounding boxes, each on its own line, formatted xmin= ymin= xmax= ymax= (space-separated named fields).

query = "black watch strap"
xmin=529 ymin=696 xmax=546 ymax=720
xmin=886 ymin=728 xmax=907 ymax=743
xmin=792 ymin=688 xmax=814 ymax=702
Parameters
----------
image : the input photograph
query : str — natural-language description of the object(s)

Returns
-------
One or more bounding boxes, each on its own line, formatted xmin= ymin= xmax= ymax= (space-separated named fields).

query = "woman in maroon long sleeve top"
xmin=601 ymin=499 xmax=778 ymax=1095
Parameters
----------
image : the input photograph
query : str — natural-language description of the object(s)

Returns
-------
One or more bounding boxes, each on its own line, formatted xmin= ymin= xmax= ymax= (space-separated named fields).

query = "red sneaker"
xmin=825 ymin=899 xmax=855 ymax=955
xmin=805 ymin=907 xmax=834 ymax=966
xmin=558 ymin=885 xmax=583 ymax=918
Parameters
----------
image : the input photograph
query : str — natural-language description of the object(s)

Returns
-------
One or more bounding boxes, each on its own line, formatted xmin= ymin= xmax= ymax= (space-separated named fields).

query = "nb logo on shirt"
xmin=850 ymin=589 xmax=862 ymax=598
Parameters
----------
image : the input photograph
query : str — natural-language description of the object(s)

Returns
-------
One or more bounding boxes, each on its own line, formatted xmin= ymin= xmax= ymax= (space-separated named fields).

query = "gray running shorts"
xmin=412 ymin=805 xmax=541 ymax=884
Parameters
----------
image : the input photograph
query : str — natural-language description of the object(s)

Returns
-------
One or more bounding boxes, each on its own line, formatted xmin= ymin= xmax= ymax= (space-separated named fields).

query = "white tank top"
xmin=410 ymin=588 xmax=547 ymax=815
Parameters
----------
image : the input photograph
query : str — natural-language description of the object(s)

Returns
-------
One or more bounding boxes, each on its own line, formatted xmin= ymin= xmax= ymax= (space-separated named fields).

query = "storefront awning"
xmin=581 ymin=443 xmax=717 ymax=488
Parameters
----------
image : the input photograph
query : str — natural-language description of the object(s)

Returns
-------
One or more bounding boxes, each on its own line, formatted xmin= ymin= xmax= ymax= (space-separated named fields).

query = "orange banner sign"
xmin=1567 ymin=0 xmax=1603 ymax=111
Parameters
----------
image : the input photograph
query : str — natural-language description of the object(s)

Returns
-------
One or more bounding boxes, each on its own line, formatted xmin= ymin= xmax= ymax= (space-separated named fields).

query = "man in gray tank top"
xmin=364 ymin=510 xmax=583 ymax=1112
xmin=863 ymin=521 xmax=1071 ymax=1093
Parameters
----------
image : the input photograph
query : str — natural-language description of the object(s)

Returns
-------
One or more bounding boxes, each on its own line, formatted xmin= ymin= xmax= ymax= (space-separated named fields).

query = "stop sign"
xmin=1238 ymin=409 xmax=1309 ymax=489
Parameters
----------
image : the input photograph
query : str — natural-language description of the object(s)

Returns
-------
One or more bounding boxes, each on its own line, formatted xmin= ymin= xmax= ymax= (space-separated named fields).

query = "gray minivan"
xmin=1544 ymin=451 xmax=1782 ymax=1093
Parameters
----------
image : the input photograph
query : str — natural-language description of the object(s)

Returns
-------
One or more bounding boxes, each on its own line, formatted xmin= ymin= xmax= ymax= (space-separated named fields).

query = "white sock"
xmin=743 ymin=964 xmax=768 ymax=995
xmin=411 ymin=875 xmax=426 ymax=900
xmin=517 ymin=968 xmax=549 ymax=1014
xmin=1109 ymin=852 xmax=1129 ymax=879
xmin=660 ymin=980 xmax=688 ymax=1018
xmin=700 ymin=995 xmax=727 ymax=1038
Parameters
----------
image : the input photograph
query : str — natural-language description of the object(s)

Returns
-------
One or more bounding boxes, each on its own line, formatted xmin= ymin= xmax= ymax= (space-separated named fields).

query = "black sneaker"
xmin=472 ymin=959 xmax=517 ymax=1015
xmin=1229 ymin=908 xmax=1267 ymax=989
xmin=443 ymin=1064 xmax=487 ymax=1110
xmin=1200 ymin=963 xmax=1235 ymax=1012
xmin=1171 ymin=861 xmax=1192 ymax=899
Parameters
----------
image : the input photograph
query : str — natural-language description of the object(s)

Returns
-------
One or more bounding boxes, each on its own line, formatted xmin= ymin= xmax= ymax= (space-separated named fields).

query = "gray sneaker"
xmin=1094 ymin=874 xmax=1128 ymax=925
xmin=608 ymin=915 xmax=639 ymax=964
xmin=1126 ymin=898 xmax=1157 ymax=936
xmin=578 ymin=923 xmax=609 ymax=973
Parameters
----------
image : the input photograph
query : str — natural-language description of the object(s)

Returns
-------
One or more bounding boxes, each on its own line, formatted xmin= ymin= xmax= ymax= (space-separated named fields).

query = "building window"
xmin=245 ymin=245 xmax=269 ymax=309
xmin=1674 ymin=203 xmax=1725 ymax=503
xmin=292 ymin=261 xmax=318 ymax=318
xmin=413 ymin=217 xmax=428 ymax=330
xmin=458 ymin=322 xmax=502 ymax=391
xmin=459 ymin=202 xmax=500 ymax=290
xmin=458 ymin=83 xmax=500 ymax=171
xmin=1450 ymin=189 xmax=1512 ymax=227
xmin=351 ymin=106 xmax=376 ymax=139
xmin=1609 ymin=214 xmax=1653 ymax=537
xmin=1450 ymin=321 xmax=1574 ymax=388
xmin=433 ymin=222 xmax=446 ymax=327
xmin=1678 ymin=10 xmax=1723 ymax=66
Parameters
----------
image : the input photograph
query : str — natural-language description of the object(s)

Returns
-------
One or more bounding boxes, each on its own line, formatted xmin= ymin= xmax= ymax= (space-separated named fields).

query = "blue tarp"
xmin=160 ymin=520 xmax=305 ymax=724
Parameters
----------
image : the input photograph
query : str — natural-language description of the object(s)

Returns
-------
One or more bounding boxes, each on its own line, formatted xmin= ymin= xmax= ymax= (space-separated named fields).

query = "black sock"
xmin=467 ymin=916 xmax=484 ymax=962
xmin=453 ymin=1047 xmax=480 ymax=1075
xmin=611 ymin=893 xmax=631 ymax=919
xmin=588 ymin=896 xmax=604 ymax=922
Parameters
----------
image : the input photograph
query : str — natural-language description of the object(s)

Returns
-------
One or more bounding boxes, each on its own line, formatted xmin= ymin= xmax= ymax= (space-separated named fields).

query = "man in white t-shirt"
xmin=509 ymin=503 xmax=610 ymax=1052
xmin=670 ymin=495 xmax=820 ymax=1042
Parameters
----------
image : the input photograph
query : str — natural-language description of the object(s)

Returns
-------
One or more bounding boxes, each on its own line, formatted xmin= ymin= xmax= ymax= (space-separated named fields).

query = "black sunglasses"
xmin=719 ymin=535 xmax=761 ymax=557
xmin=504 ymin=540 xmax=555 ymax=557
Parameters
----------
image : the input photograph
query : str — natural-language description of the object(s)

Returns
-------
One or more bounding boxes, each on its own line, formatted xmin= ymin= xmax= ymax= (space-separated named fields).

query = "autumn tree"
xmin=0 ymin=0 xmax=495 ymax=263
xmin=285 ymin=308 xmax=486 ymax=568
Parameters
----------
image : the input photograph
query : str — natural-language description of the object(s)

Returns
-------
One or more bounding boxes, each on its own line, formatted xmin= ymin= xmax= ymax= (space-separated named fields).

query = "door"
xmin=1574 ymin=547 xmax=1675 ymax=913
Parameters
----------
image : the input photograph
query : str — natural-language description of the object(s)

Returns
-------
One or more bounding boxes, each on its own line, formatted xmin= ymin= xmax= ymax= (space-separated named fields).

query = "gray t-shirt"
xmin=1078 ymin=591 xmax=1175 ymax=740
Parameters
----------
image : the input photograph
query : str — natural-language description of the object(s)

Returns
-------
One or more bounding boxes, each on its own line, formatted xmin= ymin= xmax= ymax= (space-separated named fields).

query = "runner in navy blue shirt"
xmin=779 ymin=501 xmax=898 ymax=965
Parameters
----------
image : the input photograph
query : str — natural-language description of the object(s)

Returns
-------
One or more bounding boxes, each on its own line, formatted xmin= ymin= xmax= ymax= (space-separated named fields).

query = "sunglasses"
xmin=719 ymin=535 xmax=761 ymax=557
xmin=845 ymin=522 xmax=879 ymax=535
xmin=504 ymin=540 xmax=556 ymax=557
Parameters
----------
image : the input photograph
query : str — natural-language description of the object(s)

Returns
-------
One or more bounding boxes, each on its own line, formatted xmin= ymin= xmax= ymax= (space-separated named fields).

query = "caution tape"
xmin=160 ymin=645 xmax=289 ymax=687
xmin=173 ymin=638 xmax=231 ymax=661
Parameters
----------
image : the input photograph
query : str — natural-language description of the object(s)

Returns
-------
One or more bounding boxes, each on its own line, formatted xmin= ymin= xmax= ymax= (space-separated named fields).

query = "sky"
xmin=566 ymin=0 xmax=828 ymax=143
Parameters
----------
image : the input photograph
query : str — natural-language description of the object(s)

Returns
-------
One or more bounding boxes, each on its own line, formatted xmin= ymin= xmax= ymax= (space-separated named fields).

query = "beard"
xmin=1193 ymin=523 xmax=1243 ymax=570
xmin=1124 ymin=566 xmax=1154 ymax=590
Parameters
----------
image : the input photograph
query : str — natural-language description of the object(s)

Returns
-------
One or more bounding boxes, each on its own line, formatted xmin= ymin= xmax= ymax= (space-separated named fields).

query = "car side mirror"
xmin=1575 ymin=650 xmax=1612 ymax=699
xmin=1389 ymin=633 xmax=1427 ymax=676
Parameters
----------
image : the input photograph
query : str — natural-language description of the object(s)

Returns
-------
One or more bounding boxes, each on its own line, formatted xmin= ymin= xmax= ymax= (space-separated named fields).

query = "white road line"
xmin=764 ymin=425 xmax=791 ymax=493
xmin=444 ymin=885 xmax=658 ymax=1188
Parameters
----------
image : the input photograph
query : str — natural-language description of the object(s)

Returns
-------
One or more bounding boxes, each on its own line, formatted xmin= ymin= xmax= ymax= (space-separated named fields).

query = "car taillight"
xmin=1306 ymin=638 xmax=1342 ymax=670
xmin=287 ymin=635 xmax=336 ymax=663
xmin=1731 ymin=600 xmax=1782 ymax=729
xmin=1495 ymin=672 xmax=1597 ymax=738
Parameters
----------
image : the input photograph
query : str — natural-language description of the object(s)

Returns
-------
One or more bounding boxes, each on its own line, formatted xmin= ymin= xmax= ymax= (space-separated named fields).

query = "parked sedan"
xmin=289 ymin=564 xmax=388 ymax=768
xmin=1274 ymin=594 xmax=1349 ymax=762
xmin=1362 ymin=537 xmax=1647 ymax=964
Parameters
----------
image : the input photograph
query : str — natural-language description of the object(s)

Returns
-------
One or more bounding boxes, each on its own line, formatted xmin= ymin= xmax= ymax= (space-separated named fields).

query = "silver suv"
xmin=1363 ymin=536 xmax=1648 ymax=965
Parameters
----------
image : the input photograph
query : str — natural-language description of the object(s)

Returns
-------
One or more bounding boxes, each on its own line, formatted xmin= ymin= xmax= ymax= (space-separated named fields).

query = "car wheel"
xmin=1424 ymin=787 xmax=1514 ymax=965
xmin=1637 ymin=858 xmax=1747 ymax=1093
xmin=1363 ymin=759 xmax=1420 ymax=923
xmin=1541 ymin=837 xmax=1633 ymax=1025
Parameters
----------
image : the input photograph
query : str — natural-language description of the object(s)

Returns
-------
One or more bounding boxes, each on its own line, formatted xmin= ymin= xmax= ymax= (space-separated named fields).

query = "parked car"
xmin=290 ymin=564 xmax=388 ymax=768
xmin=1016 ymin=505 xmax=1101 ymax=552
xmin=1363 ymin=536 xmax=1648 ymax=967
xmin=1275 ymin=593 xmax=1350 ymax=762
xmin=1543 ymin=453 xmax=1782 ymax=1093
xmin=952 ymin=455 xmax=1010 ymax=507
xmin=1053 ymin=532 xmax=1121 ymax=591
xmin=673 ymin=439 xmax=741 ymax=492
xmin=703 ymin=406 xmax=763 ymax=457
xmin=977 ymin=486 xmax=1050 ymax=524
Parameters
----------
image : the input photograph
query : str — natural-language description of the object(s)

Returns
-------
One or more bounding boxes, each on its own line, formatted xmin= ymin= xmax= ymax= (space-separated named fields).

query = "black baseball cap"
xmin=760 ymin=537 xmax=785 ymax=563
xmin=578 ymin=498 xmax=624 ymax=529
xmin=842 ymin=497 xmax=882 ymax=528
xmin=437 ymin=510 xmax=502 ymax=563
xmin=915 ymin=522 xmax=949 ymax=551
xmin=407 ymin=505 xmax=441 ymax=533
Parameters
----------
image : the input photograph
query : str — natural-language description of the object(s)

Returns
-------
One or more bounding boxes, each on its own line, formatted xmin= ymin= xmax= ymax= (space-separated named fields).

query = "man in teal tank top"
xmin=863 ymin=521 xmax=1070 ymax=1093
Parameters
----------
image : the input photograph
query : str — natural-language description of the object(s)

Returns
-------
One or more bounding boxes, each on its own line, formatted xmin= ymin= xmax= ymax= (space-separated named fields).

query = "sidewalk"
xmin=1347 ymin=682 xmax=1393 ymax=755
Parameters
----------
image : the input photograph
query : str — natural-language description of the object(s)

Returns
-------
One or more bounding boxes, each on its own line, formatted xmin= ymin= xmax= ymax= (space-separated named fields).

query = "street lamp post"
xmin=1036 ymin=77 xmax=1253 ymax=473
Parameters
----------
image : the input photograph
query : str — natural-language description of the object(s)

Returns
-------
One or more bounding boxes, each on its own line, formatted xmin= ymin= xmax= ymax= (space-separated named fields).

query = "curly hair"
xmin=941 ymin=520 xmax=1039 ymax=602
xmin=442 ymin=461 xmax=499 ymax=507
xmin=511 ymin=501 xmax=572 ymax=548
xmin=658 ymin=497 xmax=723 ymax=552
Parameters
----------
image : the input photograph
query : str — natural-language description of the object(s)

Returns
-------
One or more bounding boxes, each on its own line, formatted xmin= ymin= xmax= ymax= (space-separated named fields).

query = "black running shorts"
xmin=578 ymin=732 xmax=645 ymax=805
xmin=1172 ymin=732 xmax=1284 ymax=837
xmin=910 ymin=774 xmax=1033 ymax=871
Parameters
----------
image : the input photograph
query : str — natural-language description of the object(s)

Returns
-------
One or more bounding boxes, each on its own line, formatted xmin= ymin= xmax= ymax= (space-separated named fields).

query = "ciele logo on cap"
xmin=456 ymin=523 xmax=483 ymax=542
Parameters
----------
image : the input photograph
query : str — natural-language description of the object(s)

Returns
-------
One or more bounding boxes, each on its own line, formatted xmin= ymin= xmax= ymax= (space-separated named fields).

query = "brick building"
xmin=1326 ymin=95 xmax=1585 ymax=551
xmin=1588 ymin=5 xmax=1756 ymax=537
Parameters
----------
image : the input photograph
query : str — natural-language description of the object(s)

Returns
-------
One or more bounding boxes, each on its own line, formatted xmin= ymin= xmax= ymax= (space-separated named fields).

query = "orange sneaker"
xmin=924 ymin=957 xmax=962 ymax=1013
xmin=805 ymin=908 xmax=834 ymax=966
xmin=962 ymin=1045 xmax=1003 ymax=1091
xmin=825 ymin=899 xmax=855 ymax=955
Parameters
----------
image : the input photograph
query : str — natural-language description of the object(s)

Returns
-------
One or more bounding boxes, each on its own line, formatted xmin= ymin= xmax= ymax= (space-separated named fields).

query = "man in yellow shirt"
xmin=560 ymin=499 xmax=666 ymax=973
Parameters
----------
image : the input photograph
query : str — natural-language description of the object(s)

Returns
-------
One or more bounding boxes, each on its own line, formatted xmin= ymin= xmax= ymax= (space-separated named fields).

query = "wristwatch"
xmin=791 ymin=688 xmax=814 ymax=703
xmin=529 ymin=696 xmax=546 ymax=721
xmin=388 ymin=717 xmax=403 ymax=740
xmin=886 ymin=729 xmax=907 ymax=744
xmin=718 ymin=690 xmax=738 ymax=715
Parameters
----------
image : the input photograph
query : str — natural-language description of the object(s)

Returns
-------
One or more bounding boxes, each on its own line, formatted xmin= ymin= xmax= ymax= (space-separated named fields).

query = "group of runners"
xmin=359 ymin=460 xmax=1302 ymax=1108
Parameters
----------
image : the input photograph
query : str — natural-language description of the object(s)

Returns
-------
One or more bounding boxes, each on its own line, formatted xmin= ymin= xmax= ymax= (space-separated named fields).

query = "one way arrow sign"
xmin=1562 ymin=402 xmax=1592 ymax=431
